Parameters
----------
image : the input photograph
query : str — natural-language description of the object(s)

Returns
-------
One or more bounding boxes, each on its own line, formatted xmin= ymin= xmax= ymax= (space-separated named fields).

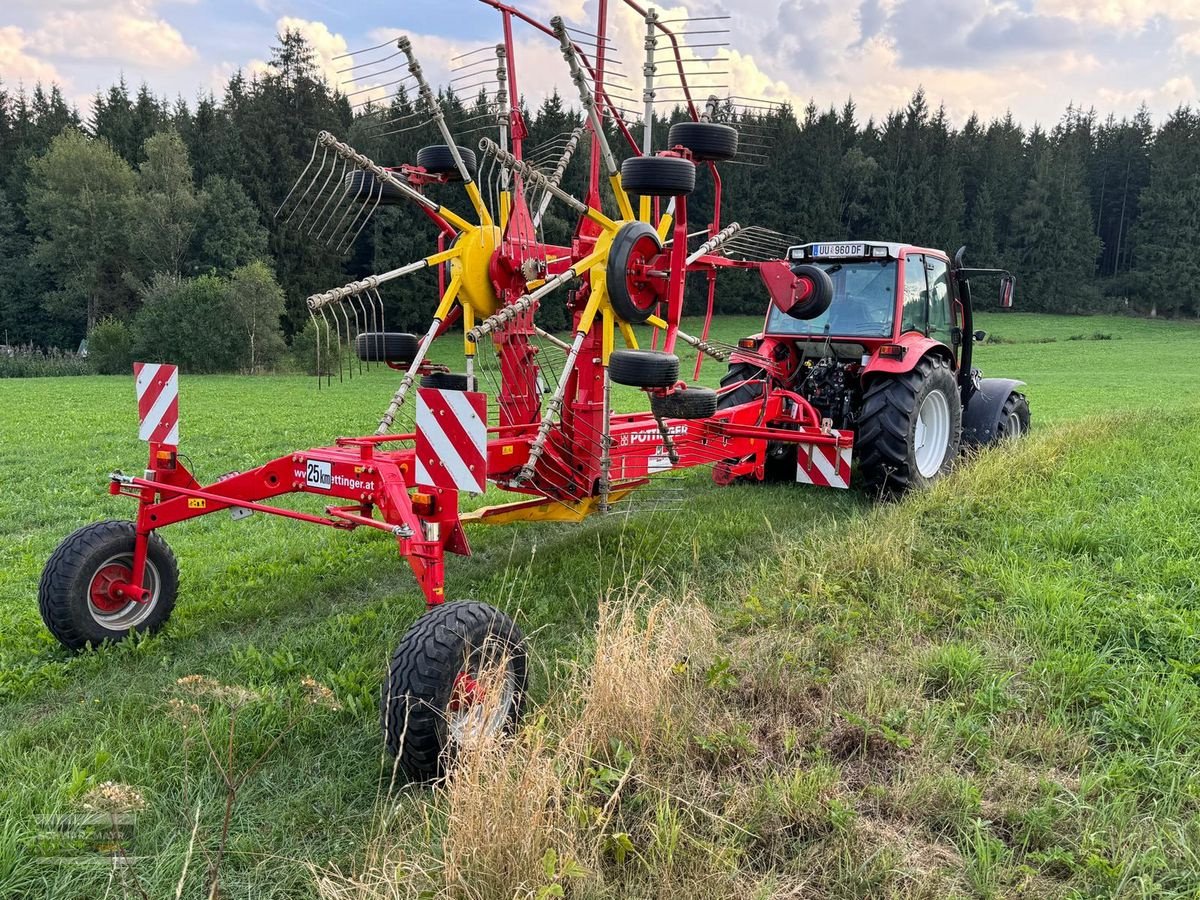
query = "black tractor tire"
xmin=786 ymin=264 xmax=835 ymax=320
xmin=382 ymin=601 xmax=528 ymax=781
xmin=608 ymin=349 xmax=679 ymax=388
xmin=857 ymin=354 xmax=963 ymax=495
xmin=39 ymin=521 xmax=178 ymax=652
xmin=356 ymin=332 xmax=420 ymax=363
xmin=716 ymin=362 xmax=769 ymax=410
xmin=420 ymin=372 xmax=471 ymax=391
xmin=606 ymin=221 xmax=663 ymax=325
xmin=620 ymin=155 xmax=696 ymax=197
xmin=996 ymin=392 xmax=1031 ymax=439
xmin=416 ymin=145 xmax=477 ymax=180
xmin=344 ymin=169 xmax=407 ymax=204
xmin=667 ymin=121 xmax=738 ymax=162
xmin=651 ymin=386 xmax=718 ymax=420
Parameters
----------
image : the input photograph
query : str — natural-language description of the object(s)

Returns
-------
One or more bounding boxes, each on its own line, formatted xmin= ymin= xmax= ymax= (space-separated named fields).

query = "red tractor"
xmin=727 ymin=242 xmax=1029 ymax=493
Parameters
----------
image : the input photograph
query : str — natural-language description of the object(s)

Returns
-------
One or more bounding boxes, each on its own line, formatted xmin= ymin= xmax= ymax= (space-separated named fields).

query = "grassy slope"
xmin=0 ymin=312 xmax=1197 ymax=897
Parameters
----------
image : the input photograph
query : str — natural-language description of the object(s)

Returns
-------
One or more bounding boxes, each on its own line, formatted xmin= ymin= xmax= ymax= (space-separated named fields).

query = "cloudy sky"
xmin=1 ymin=0 xmax=1197 ymax=128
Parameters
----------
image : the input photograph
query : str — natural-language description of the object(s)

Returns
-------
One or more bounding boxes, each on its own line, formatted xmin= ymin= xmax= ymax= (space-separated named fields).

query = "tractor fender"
xmin=962 ymin=378 xmax=1026 ymax=446
xmin=860 ymin=335 xmax=952 ymax=383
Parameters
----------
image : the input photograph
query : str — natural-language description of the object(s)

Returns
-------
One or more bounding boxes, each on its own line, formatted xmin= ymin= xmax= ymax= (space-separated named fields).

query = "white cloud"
xmin=1035 ymin=0 xmax=1200 ymax=27
xmin=33 ymin=2 xmax=196 ymax=68
xmin=274 ymin=17 xmax=351 ymax=87
xmin=0 ymin=25 xmax=66 ymax=87
xmin=1098 ymin=75 xmax=1197 ymax=108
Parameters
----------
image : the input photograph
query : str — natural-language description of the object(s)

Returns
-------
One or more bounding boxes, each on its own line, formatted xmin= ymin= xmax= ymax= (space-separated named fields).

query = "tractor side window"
xmin=925 ymin=257 xmax=953 ymax=343
xmin=900 ymin=254 xmax=928 ymax=335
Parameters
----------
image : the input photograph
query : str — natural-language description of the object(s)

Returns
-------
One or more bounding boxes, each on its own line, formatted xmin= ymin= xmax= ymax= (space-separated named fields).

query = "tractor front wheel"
xmin=857 ymin=354 xmax=962 ymax=495
xmin=38 ymin=521 xmax=178 ymax=651
xmin=382 ymin=601 xmax=528 ymax=781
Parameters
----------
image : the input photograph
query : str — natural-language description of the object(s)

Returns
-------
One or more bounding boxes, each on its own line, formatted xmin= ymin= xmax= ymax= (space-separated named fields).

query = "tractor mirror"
xmin=999 ymin=274 xmax=1015 ymax=309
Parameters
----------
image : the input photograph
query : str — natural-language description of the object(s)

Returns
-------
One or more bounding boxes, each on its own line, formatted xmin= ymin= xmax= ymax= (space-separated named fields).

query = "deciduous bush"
xmin=87 ymin=317 xmax=135 ymax=374
xmin=133 ymin=274 xmax=244 ymax=373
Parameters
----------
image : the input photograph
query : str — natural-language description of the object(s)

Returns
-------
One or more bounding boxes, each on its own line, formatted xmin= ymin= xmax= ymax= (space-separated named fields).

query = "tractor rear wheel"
xmin=416 ymin=145 xmax=477 ymax=180
xmin=608 ymin=349 xmax=679 ymax=388
xmin=997 ymin=392 xmax=1030 ymax=439
xmin=651 ymin=386 xmax=718 ymax=420
xmin=382 ymin=601 xmax=528 ymax=781
xmin=39 ymin=521 xmax=178 ymax=651
xmin=620 ymin=156 xmax=696 ymax=197
xmin=356 ymin=332 xmax=420 ymax=364
xmin=857 ymin=354 xmax=962 ymax=494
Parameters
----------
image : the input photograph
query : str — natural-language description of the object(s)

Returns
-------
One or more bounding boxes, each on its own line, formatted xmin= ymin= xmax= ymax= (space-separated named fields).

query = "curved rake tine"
xmin=314 ymin=159 xmax=354 ymax=244
xmin=341 ymin=177 xmax=384 ymax=251
xmin=336 ymin=173 xmax=378 ymax=252
xmin=349 ymin=292 xmax=368 ymax=375
xmin=309 ymin=309 xmax=322 ymax=390
xmin=284 ymin=145 xmax=330 ymax=226
xmin=328 ymin=165 xmax=371 ymax=247
xmin=332 ymin=301 xmax=353 ymax=381
xmin=310 ymin=157 xmax=349 ymax=239
xmin=318 ymin=307 xmax=335 ymax=388
xmin=296 ymin=151 xmax=338 ymax=231
xmin=277 ymin=138 xmax=320 ymax=219
xmin=369 ymin=287 xmax=386 ymax=363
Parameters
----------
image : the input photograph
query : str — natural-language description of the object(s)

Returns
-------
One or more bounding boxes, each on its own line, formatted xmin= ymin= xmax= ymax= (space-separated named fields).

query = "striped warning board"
xmin=415 ymin=388 xmax=487 ymax=495
xmin=796 ymin=440 xmax=853 ymax=489
xmin=133 ymin=362 xmax=179 ymax=445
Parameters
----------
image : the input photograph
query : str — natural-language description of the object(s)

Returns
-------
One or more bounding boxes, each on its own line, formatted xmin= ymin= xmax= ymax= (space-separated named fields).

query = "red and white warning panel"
xmin=415 ymin=388 xmax=488 ymax=495
xmin=134 ymin=362 xmax=179 ymax=445
xmin=796 ymin=441 xmax=853 ymax=489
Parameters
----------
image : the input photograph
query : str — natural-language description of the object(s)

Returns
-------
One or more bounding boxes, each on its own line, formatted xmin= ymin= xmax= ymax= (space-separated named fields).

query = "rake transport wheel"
xmin=344 ymin=169 xmax=407 ymax=204
xmin=382 ymin=601 xmax=528 ymax=781
xmin=606 ymin=221 xmax=665 ymax=325
xmin=420 ymin=372 xmax=470 ymax=391
xmin=609 ymin=349 xmax=680 ymax=388
xmin=857 ymin=354 xmax=962 ymax=495
xmin=415 ymin=145 xmax=478 ymax=179
xmin=651 ymin=386 xmax=718 ymax=420
xmin=619 ymin=155 xmax=696 ymax=197
xmin=356 ymin=332 xmax=420 ymax=363
xmin=667 ymin=121 xmax=739 ymax=162
xmin=38 ymin=521 xmax=178 ymax=651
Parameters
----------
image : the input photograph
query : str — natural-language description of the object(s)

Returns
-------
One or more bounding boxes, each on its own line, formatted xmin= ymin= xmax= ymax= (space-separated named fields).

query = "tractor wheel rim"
xmin=914 ymin=389 xmax=951 ymax=478
xmin=446 ymin=665 xmax=517 ymax=748
xmin=1006 ymin=410 xmax=1021 ymax=435
xmin=87 ymin=554 xmax=159 ymax=630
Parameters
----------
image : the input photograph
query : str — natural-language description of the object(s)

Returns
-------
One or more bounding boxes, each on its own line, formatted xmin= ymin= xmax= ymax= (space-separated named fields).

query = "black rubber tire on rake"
xmin=39 ymin=520 xmax=178 ymax=652
xmin=416 ymin=145 xmax=478 ymax=180
xmin=344 ymin=169 xmax=407 ymax=205
xmin=420 ymin=372 xmax=471 ymax=391
xmin=382 ymin=601 xmax=528 ymax=781
xmin=356 ymin=332 xmax=420 ymax=364
xmin=668 ymin=121 xmax=739 ymax=162
xmin=785 ymin=264 xmax=836 ymax=320
xmin=651 ymin=386 xmax=718 ymax=420
xmin=856 ymin=354 xmax=962 ymax=496
xmin=609 ymin=349 xmax=679 ymax=388
xmin=606 ymin=221 xmax=663 ymax=325
xmin=620 ymin=155 xmax=696 ymax=197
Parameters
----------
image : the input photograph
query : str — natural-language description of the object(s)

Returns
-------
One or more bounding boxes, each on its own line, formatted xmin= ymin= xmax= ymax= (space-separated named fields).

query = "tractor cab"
xmin=764 ymin=242 xmax=957 ymax=359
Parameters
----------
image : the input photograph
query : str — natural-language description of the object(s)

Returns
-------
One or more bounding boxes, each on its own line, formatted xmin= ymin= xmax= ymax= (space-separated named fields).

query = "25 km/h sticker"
xmin=305 ymin=460 xmax=332 ymax=490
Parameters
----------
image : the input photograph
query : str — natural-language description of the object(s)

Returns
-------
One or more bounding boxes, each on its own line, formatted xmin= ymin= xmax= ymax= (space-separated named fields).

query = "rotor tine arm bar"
xmin=533 ymin=127 xmax=585 ymax=230
xmin=307 ymin=250 xmax=452 ymax=312
xmin=479 ymin=138 xmax=614 ymax=231
xmin=534 ymin=325 xmax=572 ymax=352
xmin=646 ymin=314 xmax=728 ymax=362
xmin=317 ymin=131 xmax=440 ymax=213
xmin=685 ymin=222 xmax=742 ymax=265
xmin=396 ymin=37 xmax=492 ymax=226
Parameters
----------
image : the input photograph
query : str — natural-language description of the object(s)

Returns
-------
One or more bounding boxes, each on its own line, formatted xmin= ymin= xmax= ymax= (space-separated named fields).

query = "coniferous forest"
xmin=1 ymin=31 xmax=1198 ymax=372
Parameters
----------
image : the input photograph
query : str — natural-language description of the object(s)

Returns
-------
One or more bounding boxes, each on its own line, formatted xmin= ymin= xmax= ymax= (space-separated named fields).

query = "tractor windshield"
xmin=766 ymin=259 xmax=897 ymax=338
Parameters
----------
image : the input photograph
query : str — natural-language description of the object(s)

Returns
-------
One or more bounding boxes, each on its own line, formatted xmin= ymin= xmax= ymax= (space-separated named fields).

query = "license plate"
xmin=812 ymin=242 xmax=865 ymax=258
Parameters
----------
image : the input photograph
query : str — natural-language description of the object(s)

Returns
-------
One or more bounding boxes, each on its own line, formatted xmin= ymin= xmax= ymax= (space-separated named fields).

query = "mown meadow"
xmin=1 ymin=312 xmax=1198 ymax=898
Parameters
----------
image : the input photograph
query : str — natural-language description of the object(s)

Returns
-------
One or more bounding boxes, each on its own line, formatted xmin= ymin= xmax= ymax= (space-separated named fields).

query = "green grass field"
xmin=1 ymin=312 xmax=1199 ymax=898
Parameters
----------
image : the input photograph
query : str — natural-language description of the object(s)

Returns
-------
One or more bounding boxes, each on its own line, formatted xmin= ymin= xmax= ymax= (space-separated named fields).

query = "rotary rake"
xmin=38 ymin=0 xmax=855 ymax=779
